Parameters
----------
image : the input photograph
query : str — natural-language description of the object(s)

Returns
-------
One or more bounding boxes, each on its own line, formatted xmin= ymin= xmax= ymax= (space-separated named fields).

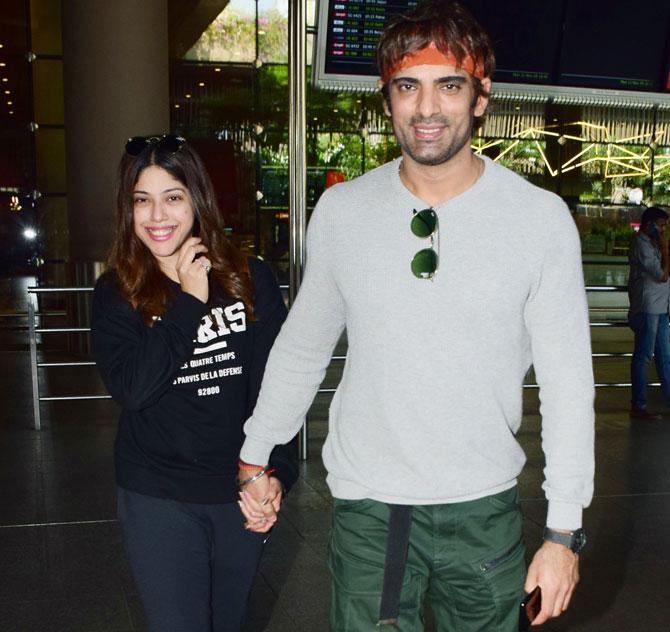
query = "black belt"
xmin=377 ymin=504 xmax=413 ymax=626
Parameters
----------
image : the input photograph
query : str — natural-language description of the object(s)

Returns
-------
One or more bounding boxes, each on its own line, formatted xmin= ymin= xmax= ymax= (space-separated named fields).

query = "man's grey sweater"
xmin=241 ymin=156 xmax=595 ymax=529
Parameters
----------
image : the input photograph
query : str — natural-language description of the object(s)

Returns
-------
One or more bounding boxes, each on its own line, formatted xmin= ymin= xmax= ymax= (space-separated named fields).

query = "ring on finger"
xmin=201 ymin=263 xmax=212 ymax=274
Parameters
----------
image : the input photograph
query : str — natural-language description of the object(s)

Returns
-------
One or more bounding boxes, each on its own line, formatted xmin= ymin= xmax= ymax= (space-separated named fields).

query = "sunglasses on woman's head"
xmin=125 ymin=134 xmax=186 ymax=156
xmin=410 ymin=208 xmax=439 ymax=279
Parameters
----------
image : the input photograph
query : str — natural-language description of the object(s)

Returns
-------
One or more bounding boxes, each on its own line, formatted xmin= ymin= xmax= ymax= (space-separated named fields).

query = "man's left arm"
xmin=522 ymin=203 xmax=595 ymax=625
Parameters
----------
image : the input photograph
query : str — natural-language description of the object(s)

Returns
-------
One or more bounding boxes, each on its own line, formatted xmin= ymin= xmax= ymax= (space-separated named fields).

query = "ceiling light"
xmin=198 ymin=82 xmax=205 ymax=87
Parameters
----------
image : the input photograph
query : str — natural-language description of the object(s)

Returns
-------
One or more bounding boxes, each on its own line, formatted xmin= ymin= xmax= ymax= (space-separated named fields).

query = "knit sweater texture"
xmin=241 ymin=156 xmax=595 ymax=529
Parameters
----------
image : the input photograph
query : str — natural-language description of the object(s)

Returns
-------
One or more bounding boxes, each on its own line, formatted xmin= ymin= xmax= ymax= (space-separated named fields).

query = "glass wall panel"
xmin=0 ymin=190 xmax=38 ymax=274
xmin=653 ymin=111 xmax=670 ymax=205
xmin=184 ymin=1 xmax=258 ymax=63
xmin=0 ymin=1 xmax=40 ymax=275
xmin=32 ymin=59 xmax=64 ymax=124
xmin=30 ymin=0 xmax=62 ymax=55
xmin=34 ymin=127 xmax=66 ymax=193
xmin=0 ymin=128 xmax=33 ymax=190
xmin=37 ymin=194 xmax=67 ymax=262
xmin=172 ymin=62 xmax=256 ymax=135
xmin=654 ymin=147 xmax=670 ymax=205
xmin=258 ymin=1 xmax=288 ymax=64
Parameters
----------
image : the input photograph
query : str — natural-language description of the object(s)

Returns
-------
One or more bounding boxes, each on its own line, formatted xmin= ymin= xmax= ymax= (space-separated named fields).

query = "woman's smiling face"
xmin=132 ymin=165 xmax=195 ymax=269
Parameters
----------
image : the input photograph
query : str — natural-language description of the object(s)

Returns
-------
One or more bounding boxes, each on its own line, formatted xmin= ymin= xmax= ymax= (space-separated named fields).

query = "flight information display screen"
xmin=313 ymin=0 xmax=564 ymax=90
xmin=558 ymin=0 xmax=670 ymax=91
xmin=467 ymin=0 xmax=564 ymax=85
xmin=315 ymin=0 xmax=418 ymax=91
xmin=312 ymin=0 xmax=670 ymax=95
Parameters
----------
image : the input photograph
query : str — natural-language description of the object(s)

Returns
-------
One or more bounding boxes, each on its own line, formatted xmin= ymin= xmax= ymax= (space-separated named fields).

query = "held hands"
xmin=524 ymin=541 xmax=580 ymax=626
xmin=176 ymin=236 xmax=211 ymax=304
xmin=237 ymin=465 xmax=283 ymax=533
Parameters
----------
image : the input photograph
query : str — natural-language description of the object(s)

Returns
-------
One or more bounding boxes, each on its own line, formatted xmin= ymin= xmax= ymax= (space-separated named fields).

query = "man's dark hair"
xmin=640 ymin=206 xmax=669 ymax=228
xmin=376 ymin=1 xmax=496 ymax=130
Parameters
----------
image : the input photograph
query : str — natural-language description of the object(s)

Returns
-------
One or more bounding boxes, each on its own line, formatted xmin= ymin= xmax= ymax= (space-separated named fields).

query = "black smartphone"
xmin=518 ymin=586 xmax=542 ymax=631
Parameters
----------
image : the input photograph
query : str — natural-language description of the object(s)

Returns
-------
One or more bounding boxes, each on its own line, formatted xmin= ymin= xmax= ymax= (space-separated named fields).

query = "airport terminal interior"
xmin=1 ymin=1 xmax=670 ymax=630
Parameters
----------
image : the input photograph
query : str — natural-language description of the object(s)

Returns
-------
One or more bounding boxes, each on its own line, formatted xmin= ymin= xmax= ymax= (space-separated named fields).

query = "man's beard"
xmin=396 ymin=115 xmax=474 ymax=166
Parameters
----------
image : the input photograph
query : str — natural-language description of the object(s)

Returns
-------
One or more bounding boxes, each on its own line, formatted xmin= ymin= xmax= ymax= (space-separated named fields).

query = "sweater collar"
xmin=389 ymin=154 xmax=492 ymax=210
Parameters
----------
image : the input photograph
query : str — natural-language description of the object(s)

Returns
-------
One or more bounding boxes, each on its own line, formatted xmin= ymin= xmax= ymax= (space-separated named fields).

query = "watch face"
xmin=543 ymin=527 xmax=587 ymax=553
xmin=572 ymin=529 xmax=587 ymax=553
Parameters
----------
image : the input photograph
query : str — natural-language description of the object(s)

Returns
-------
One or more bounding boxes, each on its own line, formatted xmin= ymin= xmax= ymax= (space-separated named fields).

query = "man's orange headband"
xmin=382 ymin=41 xmax=485 ymax=83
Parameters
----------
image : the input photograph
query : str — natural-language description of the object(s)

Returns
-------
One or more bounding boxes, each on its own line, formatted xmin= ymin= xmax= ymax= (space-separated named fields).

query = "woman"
xmin=91 ymin=134 xmax=297 ymax=632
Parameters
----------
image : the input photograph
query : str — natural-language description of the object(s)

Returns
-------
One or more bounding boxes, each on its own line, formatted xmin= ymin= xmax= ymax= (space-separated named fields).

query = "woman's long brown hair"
xmin=108 ymin=141 xmax=254 ymax=324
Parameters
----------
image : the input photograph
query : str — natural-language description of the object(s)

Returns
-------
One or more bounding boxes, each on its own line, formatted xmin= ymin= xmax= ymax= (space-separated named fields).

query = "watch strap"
xmin=543 ymin=527 xmax=586 ymax=553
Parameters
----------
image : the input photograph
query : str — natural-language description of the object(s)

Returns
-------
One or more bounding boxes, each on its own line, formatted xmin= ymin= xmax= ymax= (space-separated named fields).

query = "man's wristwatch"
xmin=543 ymin=527 xmax=587 ymax=554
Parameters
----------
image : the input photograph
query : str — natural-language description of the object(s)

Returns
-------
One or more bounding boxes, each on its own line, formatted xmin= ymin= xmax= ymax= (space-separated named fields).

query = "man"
xmin=628 ymin=206 xmax=670 ymax=420
xmin=237 ymin=2 xmax=594 ymax=630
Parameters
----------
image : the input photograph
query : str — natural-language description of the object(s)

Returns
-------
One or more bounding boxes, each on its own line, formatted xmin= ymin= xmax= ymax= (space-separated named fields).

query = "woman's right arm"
xmin=91 ymin=276 xmax=208 ymax=411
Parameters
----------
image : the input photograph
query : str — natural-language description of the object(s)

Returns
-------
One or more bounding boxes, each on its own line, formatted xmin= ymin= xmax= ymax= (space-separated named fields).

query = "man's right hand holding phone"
xmin=521 ymin=527 xmax=585 ymax=627
xmin=519 ymin=585 xmax=541 ymax=631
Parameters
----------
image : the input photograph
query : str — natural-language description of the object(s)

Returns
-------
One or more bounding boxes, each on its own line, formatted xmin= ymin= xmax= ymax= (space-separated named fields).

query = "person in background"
xmin=91 ymin=134 xmax=297 ymax=632
xmin=236 ymin=2 xmax=594 ymax=630
xmin=628 ymin=205 xmax=670 ymax=420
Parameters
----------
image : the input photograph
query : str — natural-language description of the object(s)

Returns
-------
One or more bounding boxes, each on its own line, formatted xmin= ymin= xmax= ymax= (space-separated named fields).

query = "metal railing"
xmin=27 ymin=286 xmax=108 ymax=431
xmin=25 ymin=286 xmax=345 ymax=439
xmin=25 ymin=281 xmax=642 ymax=432
xmin=0 ymin=309 xmax=65 ymax=333
xmin=584 ymin=284 xmax=629 ymax=334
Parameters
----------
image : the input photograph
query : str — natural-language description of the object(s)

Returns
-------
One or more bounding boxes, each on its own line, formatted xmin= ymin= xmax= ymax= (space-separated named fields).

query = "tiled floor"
xmin=1 ymin=274 xmax=669 ymax=631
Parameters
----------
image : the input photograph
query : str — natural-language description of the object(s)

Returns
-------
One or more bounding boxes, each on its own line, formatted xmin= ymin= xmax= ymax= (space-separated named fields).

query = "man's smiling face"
xmin=384 ymin=63 xmax=491 ymax=167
